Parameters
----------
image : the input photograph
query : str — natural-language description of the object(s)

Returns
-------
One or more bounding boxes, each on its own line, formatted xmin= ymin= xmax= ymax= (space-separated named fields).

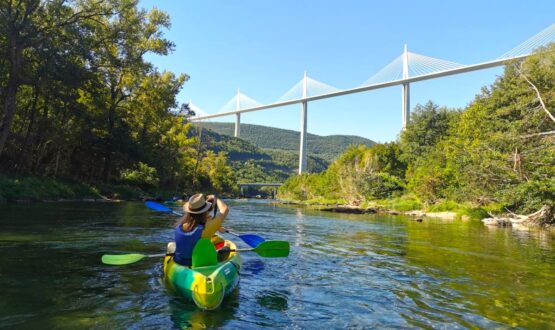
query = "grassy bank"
xmin=0 ymin=175 xmax=163 ymax=202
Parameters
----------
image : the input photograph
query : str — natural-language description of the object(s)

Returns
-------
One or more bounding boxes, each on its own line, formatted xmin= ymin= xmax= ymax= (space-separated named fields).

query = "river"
xmin=0 ymin=200 xmax=554 ymax=329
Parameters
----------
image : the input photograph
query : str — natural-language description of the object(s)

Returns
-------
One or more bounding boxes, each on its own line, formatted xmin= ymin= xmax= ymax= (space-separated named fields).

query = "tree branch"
xmin=518 ymin=68 xmax=555 ymax=123
xmin=520 ymin=130 xmax=555 ymax=138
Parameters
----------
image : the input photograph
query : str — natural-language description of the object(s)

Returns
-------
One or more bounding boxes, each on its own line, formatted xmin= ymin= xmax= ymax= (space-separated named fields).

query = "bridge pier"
xmin=402 ymin=45 xmax=410 ymax=129
xmin=298 ymin=72 xmax=308 ymax=174
xmin=234 ymin=113 xmax=241 ymax=137
xmin=402 ymin=83 xmax=410 ymax=128
xmin=299 ymin=100 xmax=308 ymax=174
xmin=234 ymin=88 xmax=241 ymax=137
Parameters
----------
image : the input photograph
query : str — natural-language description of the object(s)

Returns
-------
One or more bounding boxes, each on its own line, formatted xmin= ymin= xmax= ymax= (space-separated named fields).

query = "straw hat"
xmin=183 ymin=193 xmax=212 ymax=214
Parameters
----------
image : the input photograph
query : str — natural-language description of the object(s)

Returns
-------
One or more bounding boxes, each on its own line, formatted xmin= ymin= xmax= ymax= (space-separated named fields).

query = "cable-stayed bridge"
xmin=190 ymin=23 xmax=555 ymax=174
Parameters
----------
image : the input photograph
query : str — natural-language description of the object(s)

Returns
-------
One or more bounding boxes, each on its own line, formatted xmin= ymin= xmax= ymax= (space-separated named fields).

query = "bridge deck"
xmin=238 ymin=183 xmax=282 ymax=187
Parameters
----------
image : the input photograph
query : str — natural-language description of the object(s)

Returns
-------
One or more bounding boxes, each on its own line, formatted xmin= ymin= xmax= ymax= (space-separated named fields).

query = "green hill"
xmin=200 ymin=122 xmax=375 ymax=162
xmin=191 ymin=127 xmax=328 ymax=184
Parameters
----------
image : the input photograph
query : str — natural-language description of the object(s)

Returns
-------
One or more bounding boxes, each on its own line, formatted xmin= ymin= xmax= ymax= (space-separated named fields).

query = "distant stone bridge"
xmin=238 ymin=183 xmax=282 ymax=198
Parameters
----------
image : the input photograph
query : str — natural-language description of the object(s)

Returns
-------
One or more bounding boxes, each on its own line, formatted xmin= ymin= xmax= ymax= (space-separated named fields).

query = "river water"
xmin=0 ymin=201 xmax=554 ymax=329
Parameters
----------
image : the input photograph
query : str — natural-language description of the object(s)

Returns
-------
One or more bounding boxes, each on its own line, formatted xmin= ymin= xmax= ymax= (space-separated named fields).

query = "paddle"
xmin=226 ymin=230 xmax=265 ymax=248
xmin=145 ymin=201 xmax=182 ymax=216
xmin=240 ymin=240 xmax=290 ymax=258
xmin=101 ymin=240 xmax=289 ymax=266
xmin=144 ymin=200 xmax=267 ymax=248
xmin=101 ymin=253 xmax=165 ymax=265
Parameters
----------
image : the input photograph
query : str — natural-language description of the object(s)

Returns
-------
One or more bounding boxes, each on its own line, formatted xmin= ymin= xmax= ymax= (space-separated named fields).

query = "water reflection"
xmin=294 ymin=208 xmax=305 ymax=247
xmin=168 ymin=290 xmax=239 ymax=329
xmin=485 ymin=223 xmax=555 ymax=251
xmin=404 ymin=219 xmax=555 ymax=328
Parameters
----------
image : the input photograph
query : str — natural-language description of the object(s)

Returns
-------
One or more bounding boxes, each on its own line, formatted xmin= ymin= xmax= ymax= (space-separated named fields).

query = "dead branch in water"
xmin=482 ymin=205 xmax=554 ymax=227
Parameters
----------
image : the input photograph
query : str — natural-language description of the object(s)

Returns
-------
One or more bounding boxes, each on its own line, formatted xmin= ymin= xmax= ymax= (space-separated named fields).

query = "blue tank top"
xmin=174 ymin=224 xmax=204 ymax=266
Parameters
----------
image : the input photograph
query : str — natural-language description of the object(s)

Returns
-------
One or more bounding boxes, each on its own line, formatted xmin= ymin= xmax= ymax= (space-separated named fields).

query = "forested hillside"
xmin=191 ymin=127 xmax=328 ymax=184
xmin=279 ymin=45 xmax=555 ymax=224
xmin=201 ymin=123 xmax=375 ymax=162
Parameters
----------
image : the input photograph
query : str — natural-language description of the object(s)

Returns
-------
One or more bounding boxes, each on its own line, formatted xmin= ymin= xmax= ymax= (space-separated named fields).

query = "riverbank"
xmin=279 ymin=197 xmax=555 ymax=228
xmin=0 ymin=174 xmax=163 ymax=203
xmin=279 ymin=196 xmax=492 ymax=221
xmin=320 ymin=206 xmax=468 ymax=221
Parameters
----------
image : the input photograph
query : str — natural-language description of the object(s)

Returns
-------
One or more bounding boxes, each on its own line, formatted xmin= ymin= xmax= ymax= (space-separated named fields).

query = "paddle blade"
xmin=145 ymin=201 xmax=173 ymax=213
xmin=101 ymin=253 xmax=145 ymax=265
xmin=253 ymin=241 xmax=290 ymax=258
xmin=192 ymin=239 xmax=218 ymax=268
xmin=239 ymin=234 xmax=265 ymax=248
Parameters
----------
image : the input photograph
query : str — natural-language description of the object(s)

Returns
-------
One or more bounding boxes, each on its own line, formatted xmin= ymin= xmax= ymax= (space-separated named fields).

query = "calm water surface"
xmin=0 ymin=201 xmax=554 ymax=329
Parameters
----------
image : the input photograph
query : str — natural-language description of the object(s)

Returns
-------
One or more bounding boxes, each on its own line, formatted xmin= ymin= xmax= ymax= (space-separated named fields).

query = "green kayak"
xmin=163 ymin=239 xmax=241 ymax=310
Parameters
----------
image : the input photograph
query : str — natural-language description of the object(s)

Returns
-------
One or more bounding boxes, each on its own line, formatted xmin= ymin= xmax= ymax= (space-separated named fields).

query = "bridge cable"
xmin=499 ymin=23 xmax=555 ymax=59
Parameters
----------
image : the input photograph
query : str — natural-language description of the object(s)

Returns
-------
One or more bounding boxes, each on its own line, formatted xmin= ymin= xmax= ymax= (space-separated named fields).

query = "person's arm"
xmin=202 ymin=196 xmax=229 ymax=238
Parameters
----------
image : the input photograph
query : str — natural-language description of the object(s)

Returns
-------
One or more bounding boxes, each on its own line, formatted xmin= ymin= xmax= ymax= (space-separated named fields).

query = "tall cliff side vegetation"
xmin=279 ymin=44 xmax=555 ymax=223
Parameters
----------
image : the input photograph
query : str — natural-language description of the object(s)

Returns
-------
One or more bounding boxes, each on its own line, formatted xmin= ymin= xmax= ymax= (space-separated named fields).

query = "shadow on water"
xmin=255 ymin=289 xmax=289 ymax=311
xmin=241 ymin=258 xmax=265 ymax=276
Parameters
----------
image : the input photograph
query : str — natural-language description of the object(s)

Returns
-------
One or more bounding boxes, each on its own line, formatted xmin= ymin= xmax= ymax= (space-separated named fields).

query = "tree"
xmin=199 ymin=151 xmax=237 ymax=194
xmin=399 ymin=101 xmax=459 ymax=166
xmin=412 ymin=44 xmax=555 ymax=209
xmin=79 ymin=1 xmax=175 ymax=181
xmin=0 ymin=0 xmax=114 ymax=156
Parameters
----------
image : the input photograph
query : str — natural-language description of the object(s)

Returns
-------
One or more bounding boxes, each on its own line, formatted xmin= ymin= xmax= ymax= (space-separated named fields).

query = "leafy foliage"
xmin=0 ymin=0 xmax=236 ymax=196
xmin=0 ymin=174 xmax=100 ymax=201
xmin=120 ymin=162 xmax=159 ymax=189
xmin=279 ymin=144 xmax=405 ymax=203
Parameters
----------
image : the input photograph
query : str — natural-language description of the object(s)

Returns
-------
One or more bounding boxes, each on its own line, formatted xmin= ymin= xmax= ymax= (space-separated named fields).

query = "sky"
xmin=139 ymin=0 xmax=555 ymax=142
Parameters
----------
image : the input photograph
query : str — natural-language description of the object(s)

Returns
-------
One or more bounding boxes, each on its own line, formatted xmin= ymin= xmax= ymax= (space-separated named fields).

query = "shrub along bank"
xmin=0 ymin=174 xmax=184 ymax=202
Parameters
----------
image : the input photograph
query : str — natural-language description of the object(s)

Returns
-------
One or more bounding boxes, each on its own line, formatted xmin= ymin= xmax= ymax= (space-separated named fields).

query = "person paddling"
xmin=168 ymin=193 xmax=229 ymax=266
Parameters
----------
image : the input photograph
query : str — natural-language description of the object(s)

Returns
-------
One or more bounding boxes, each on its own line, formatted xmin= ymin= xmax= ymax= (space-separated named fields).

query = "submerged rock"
xmin=405 ymin=210 xmax=426 ymax=217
